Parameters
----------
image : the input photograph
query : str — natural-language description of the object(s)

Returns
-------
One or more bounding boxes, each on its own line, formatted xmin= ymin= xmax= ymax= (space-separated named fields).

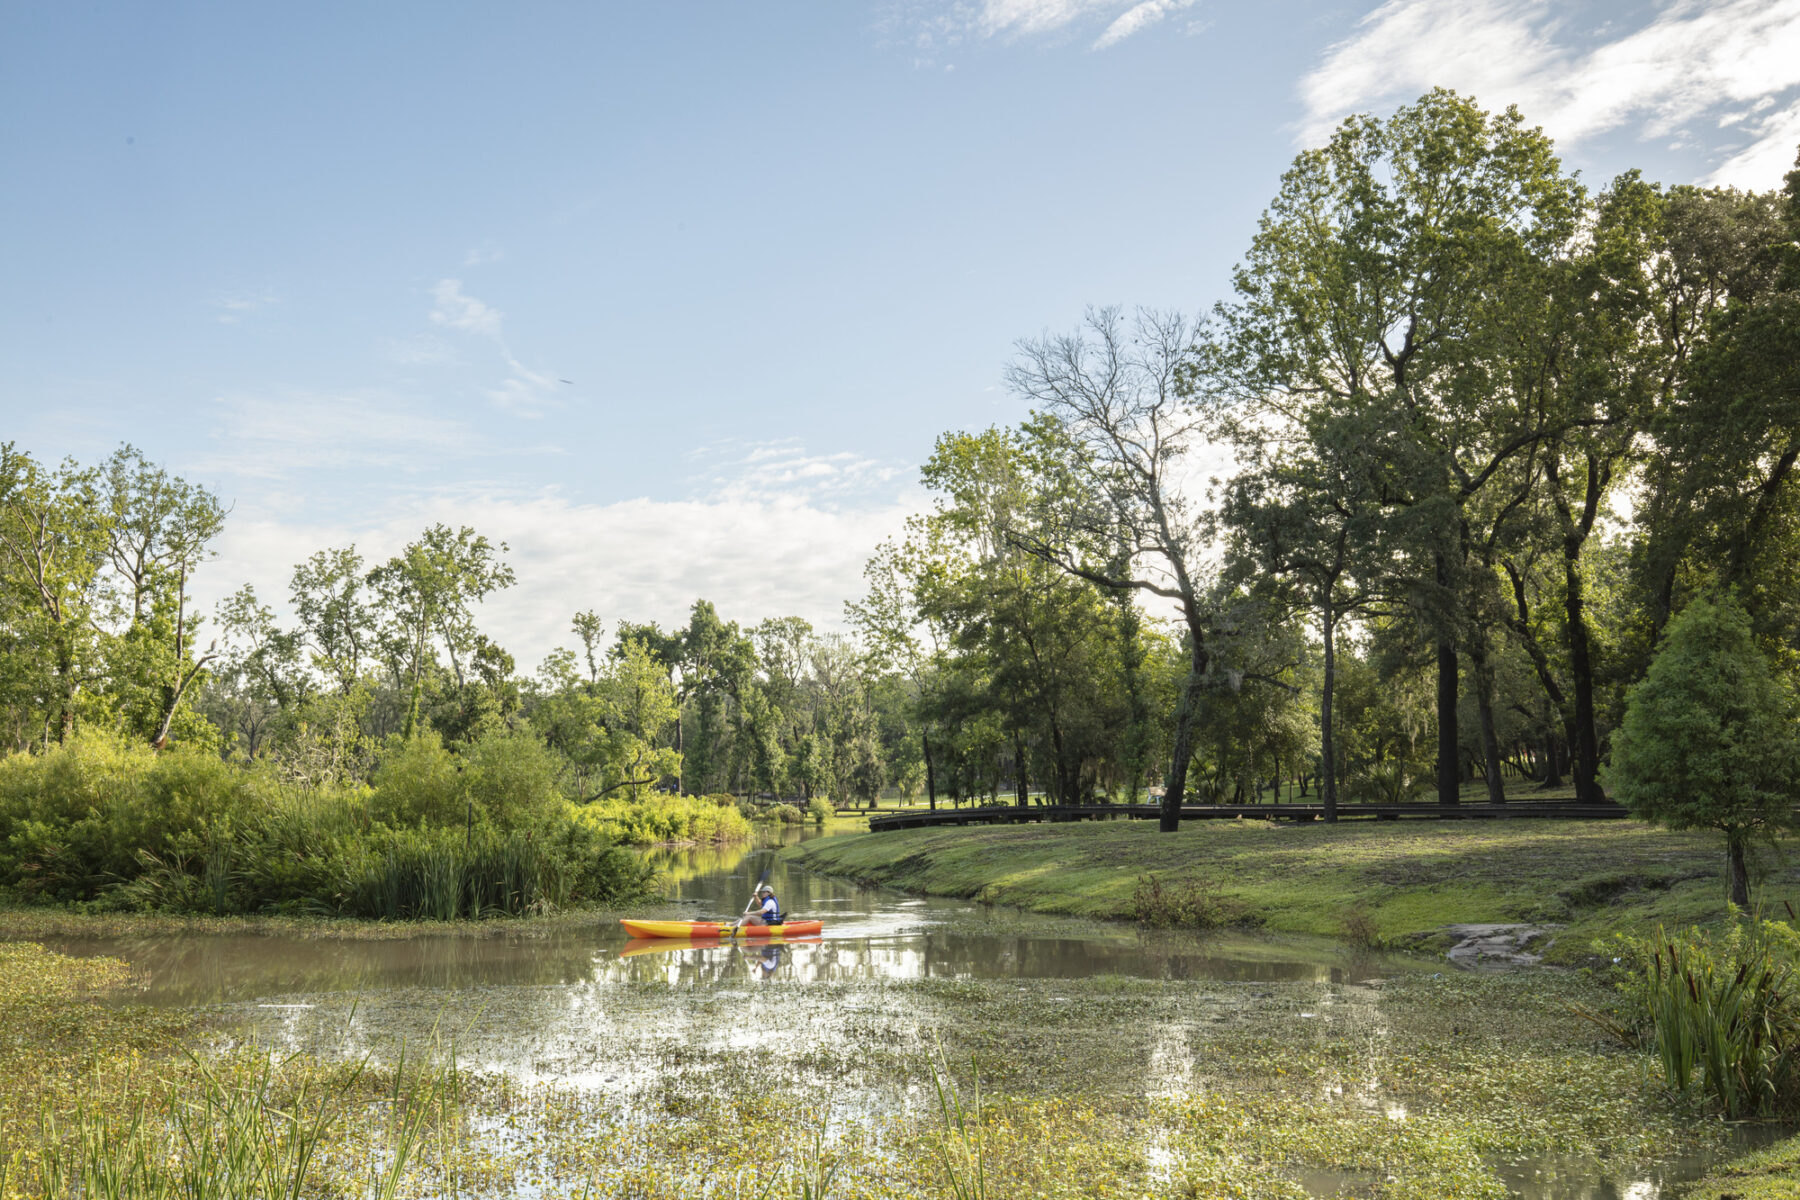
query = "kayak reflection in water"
xmin=736 ymin=884 xmax=780 ymax=929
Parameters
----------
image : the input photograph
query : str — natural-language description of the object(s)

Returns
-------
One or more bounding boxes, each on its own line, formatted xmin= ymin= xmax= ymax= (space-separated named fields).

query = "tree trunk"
xmin=1161 ymin=664 xmax=1204 ymax=832
xmin=1436 ymin=638 xmax=1460 ymax=806
xmin=923 ymin=728 xmax=937 ymax=811
xmin=1321 ymin=596 xmax=1338 ymax=823
xmin=1539 ymin=728 xmax=1564 ymax=788
xmin=1013 ymin=732 xmax=1028 ymax=808
xmin=1468 ymin=642 xmax=1507 ymax=805
xmin=1562 ymin=555 xmax=1606 ymax=804
xmin=1728 ymin=833 xmax=1751 ymax=908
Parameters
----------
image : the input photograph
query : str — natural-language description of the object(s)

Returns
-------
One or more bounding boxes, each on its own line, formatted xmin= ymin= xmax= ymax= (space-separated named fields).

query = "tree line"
xmin=4 ymin=90 xmax=1797 ymax=856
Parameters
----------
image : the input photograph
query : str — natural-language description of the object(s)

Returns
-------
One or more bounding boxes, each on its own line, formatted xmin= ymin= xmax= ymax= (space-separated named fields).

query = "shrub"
xmin=1341 ymin=907 xmax=1383 ymax=950
xmin=575 ymin=793 xmax=752 ymax=846
xmin=767 ymin=803 xmax=803 ymax=825
xmin=1600 ymin=918 xmax=1800 ymax=1117
xmin=806 ymin=797 xmax=833 ymax=824
xmin=0 ymin=733 xmax=271 ymax=904
xmin=0 ymin=730 xmax=655 ymax=918
xmin=457 ymin=728 xmax=565 ymax=831
xmin=369 ymin=733 xmax=462 ymax=828
xmin=1609 ymin=592 xmax=1800 ymax=907
xmin=1127 ymin=873 xmax=1253 ymax=930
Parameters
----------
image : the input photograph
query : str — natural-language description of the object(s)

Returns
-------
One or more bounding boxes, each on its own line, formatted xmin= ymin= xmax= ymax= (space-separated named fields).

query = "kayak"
xmin=620 ymin=935 xmax=822 ymax=958
xmin=619 ymin=918 xmax=823 ymax=939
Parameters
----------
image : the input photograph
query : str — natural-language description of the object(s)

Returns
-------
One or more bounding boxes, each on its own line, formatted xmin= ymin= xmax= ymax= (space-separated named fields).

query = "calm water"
xmin=36 ymin=833 xmax=1413 ymax=1005
xmin=17 ymin=826 xmax=1776 ymax=1198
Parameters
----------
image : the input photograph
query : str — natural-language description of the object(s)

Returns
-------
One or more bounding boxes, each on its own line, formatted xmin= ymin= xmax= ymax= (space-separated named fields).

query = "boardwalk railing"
xmin=864 ymin=801 xmax=1628 ymax=831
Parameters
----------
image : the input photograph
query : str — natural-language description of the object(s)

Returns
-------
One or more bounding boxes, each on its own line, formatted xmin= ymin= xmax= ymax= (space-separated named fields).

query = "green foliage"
xmin=0 ymin=730 xmax=651 ymax=917
xmin=1604 ymin=919 xmax=1800 ymax=1117
xmin=766 ymin=803 xmax=804 ymax=825
xmin=1126 ymin=872 xmax=1252 ymax=930
xmin=1610 ymin=592 xmax=1800 ymax=902
xmin=806 ymin=796 xmax=832 ymax=824
xmin=369 ymin=731 xmax=462 ymax=828
xmin=575 ymin=792 xmax=752 ymax=846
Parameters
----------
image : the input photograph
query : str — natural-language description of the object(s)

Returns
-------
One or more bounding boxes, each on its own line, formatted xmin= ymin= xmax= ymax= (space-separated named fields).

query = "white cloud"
xmin=427 ymin=278 xmax=560 ymax=415
xmin=1299 ymin=0 xmax=1800 ymax=188
xmin=685 ymin=438 xmax=906 ymax=504
xmin=429 ymin=278 xmax=504 ymax=337
xmin=462 ymin=242 xmax=506 ymax=267
xmin=1094 ymin=0 xmax=1199 ymax=49
xmin=192 ymin=461 xmax=926 ymax=673
xmin=213 ymin=288 xmax=278 ymax=324
xmin=883 ymin=0 xmax=1198 ymax=50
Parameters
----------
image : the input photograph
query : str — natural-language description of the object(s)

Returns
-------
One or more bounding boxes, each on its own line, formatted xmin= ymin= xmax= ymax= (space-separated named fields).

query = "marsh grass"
xmin=1600 ymin=919 xmax=1800 ymax=1117
xmin=927 ymin=1046 xmax=988 ymax=1200
xmin=1 ymin=938 xmax=1761 ymax=1200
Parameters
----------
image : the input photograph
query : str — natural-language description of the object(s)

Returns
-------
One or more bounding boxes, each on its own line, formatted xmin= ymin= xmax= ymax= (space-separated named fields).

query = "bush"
xmin=0 ymin=733 xmax=271 ymax=904
xmin=369 ymin=733 xmax=461 ymax=828
xmin=767 ymin=803 xmax=803 ymax=825
xmin=1610 ymin=592 xmax=1800 ymax=907
xmin=1127 ymin=873 xmax=1253 ymax=930
xmin=1599 ymin=918 xmax=1800 ymax=1117
xmin=806 ymin=797 xmax=833 ymax=824
xmin=575 ymin=793 xmax=752 ymax=846
xmin=0 ymin=730 xmax=655 ymax=918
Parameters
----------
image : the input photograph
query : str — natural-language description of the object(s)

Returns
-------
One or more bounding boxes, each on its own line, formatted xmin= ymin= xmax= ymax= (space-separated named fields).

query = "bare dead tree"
xmin=1004 ymin=306 xmax=1219 ymax=831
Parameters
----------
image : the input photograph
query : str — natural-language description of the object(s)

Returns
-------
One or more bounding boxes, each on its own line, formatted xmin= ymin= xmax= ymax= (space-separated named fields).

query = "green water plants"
xmin=1610 ymin=919 xmax=1800 ymax=1116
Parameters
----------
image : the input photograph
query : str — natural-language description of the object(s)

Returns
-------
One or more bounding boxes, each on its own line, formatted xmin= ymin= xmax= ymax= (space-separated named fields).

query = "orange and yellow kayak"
xmin=619 ymin=918 xmax=823 ymax=939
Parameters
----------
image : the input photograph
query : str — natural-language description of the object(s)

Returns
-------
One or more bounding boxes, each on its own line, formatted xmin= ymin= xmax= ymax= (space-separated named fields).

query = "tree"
xmin=1215 ymin=88 xmax=1583 ymax=807
xmin=1006 ymin=307 xmax=1218 ymax=831
xmin=850 ymin=539 xmax=949 ymax=809
xmin=1609 ymin=592 xmax=1800 ymax=907
xmin=368 ymin=525 xmax=515 ymax=738
xmin=1223 ymin=413 xmax=1382 ymax=820
xmin=1635 ymin=153 xmax=1800 ymax=653
xmin=0 ymin=445 xmax=110 ymax=743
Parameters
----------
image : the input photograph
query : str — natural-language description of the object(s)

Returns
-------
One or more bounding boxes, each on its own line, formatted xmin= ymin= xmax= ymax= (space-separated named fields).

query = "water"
xmin=14 ymin=827 xmax=1778 ymax=1198
xmin=36 ymin=835 xmax=1413 ymax=1005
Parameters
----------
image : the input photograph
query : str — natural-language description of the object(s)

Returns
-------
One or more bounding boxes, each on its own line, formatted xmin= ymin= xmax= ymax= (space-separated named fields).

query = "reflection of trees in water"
xmin=45 ymin=931 xmax=610 ymax=1006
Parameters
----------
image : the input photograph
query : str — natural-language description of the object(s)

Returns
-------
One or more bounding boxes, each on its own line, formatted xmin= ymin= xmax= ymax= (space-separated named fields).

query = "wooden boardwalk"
xmin=864 ymin=801 xmax=1629 ymax=831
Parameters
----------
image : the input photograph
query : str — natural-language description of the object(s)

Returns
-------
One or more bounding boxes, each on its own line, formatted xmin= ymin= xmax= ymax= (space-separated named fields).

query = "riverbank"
xmin=787 ymin=819 xmax=1800 ymax=962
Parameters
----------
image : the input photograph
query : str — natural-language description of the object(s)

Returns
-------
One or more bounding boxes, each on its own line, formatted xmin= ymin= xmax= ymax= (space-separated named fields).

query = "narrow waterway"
xmin=20 ymin=826 xmax=1777 ymax=1198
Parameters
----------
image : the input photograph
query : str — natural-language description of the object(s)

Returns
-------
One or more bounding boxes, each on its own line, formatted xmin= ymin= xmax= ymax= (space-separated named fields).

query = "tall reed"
xmin=1627 ymin=920 xmax=1800 ymax=1116
xmin=928 ymin=1044 xmax=990 ymax=1200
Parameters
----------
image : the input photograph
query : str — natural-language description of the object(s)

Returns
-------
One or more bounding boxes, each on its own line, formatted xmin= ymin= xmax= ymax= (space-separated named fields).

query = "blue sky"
xmin=4 ymin=0 xmax=1799 ymax=668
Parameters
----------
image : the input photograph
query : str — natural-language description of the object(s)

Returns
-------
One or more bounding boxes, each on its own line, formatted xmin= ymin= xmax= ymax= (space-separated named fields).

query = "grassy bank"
xmin=788 ymin=820 xmax=1800 ymax=961
xmin=1690 ymin=1133 xmax=1800 ymax=1198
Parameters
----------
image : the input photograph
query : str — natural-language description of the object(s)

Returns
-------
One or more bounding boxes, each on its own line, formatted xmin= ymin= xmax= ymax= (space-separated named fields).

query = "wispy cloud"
xmin=427 ymin=278 xmax=561 ymax=414
xmin=1299 ymin=0 xmax=1800 ymax=188
xmin=429 ymin=278 xmax=504 ymax=338
xmin=213 ymin=288 xmax=278 ymax=324
xmin=193 ymin=392 xmax=476 ymax=480
xmin=884 ymin=0 xmax=1200 ymax=52
xmin=684 ymin=438 xmax=908 ymax=506
xmin=462 ymin=242 xmax=506 ymax=267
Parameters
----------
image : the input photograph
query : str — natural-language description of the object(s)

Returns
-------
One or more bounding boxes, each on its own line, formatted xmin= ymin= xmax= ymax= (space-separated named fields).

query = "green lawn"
xmin=790 ymin=817 xmax=1799 ymax=962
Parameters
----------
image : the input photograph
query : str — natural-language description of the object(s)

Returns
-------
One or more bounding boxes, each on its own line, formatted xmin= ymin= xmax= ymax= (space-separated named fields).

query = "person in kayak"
xmin=737 ymin=884 xmax=780 ymax=929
